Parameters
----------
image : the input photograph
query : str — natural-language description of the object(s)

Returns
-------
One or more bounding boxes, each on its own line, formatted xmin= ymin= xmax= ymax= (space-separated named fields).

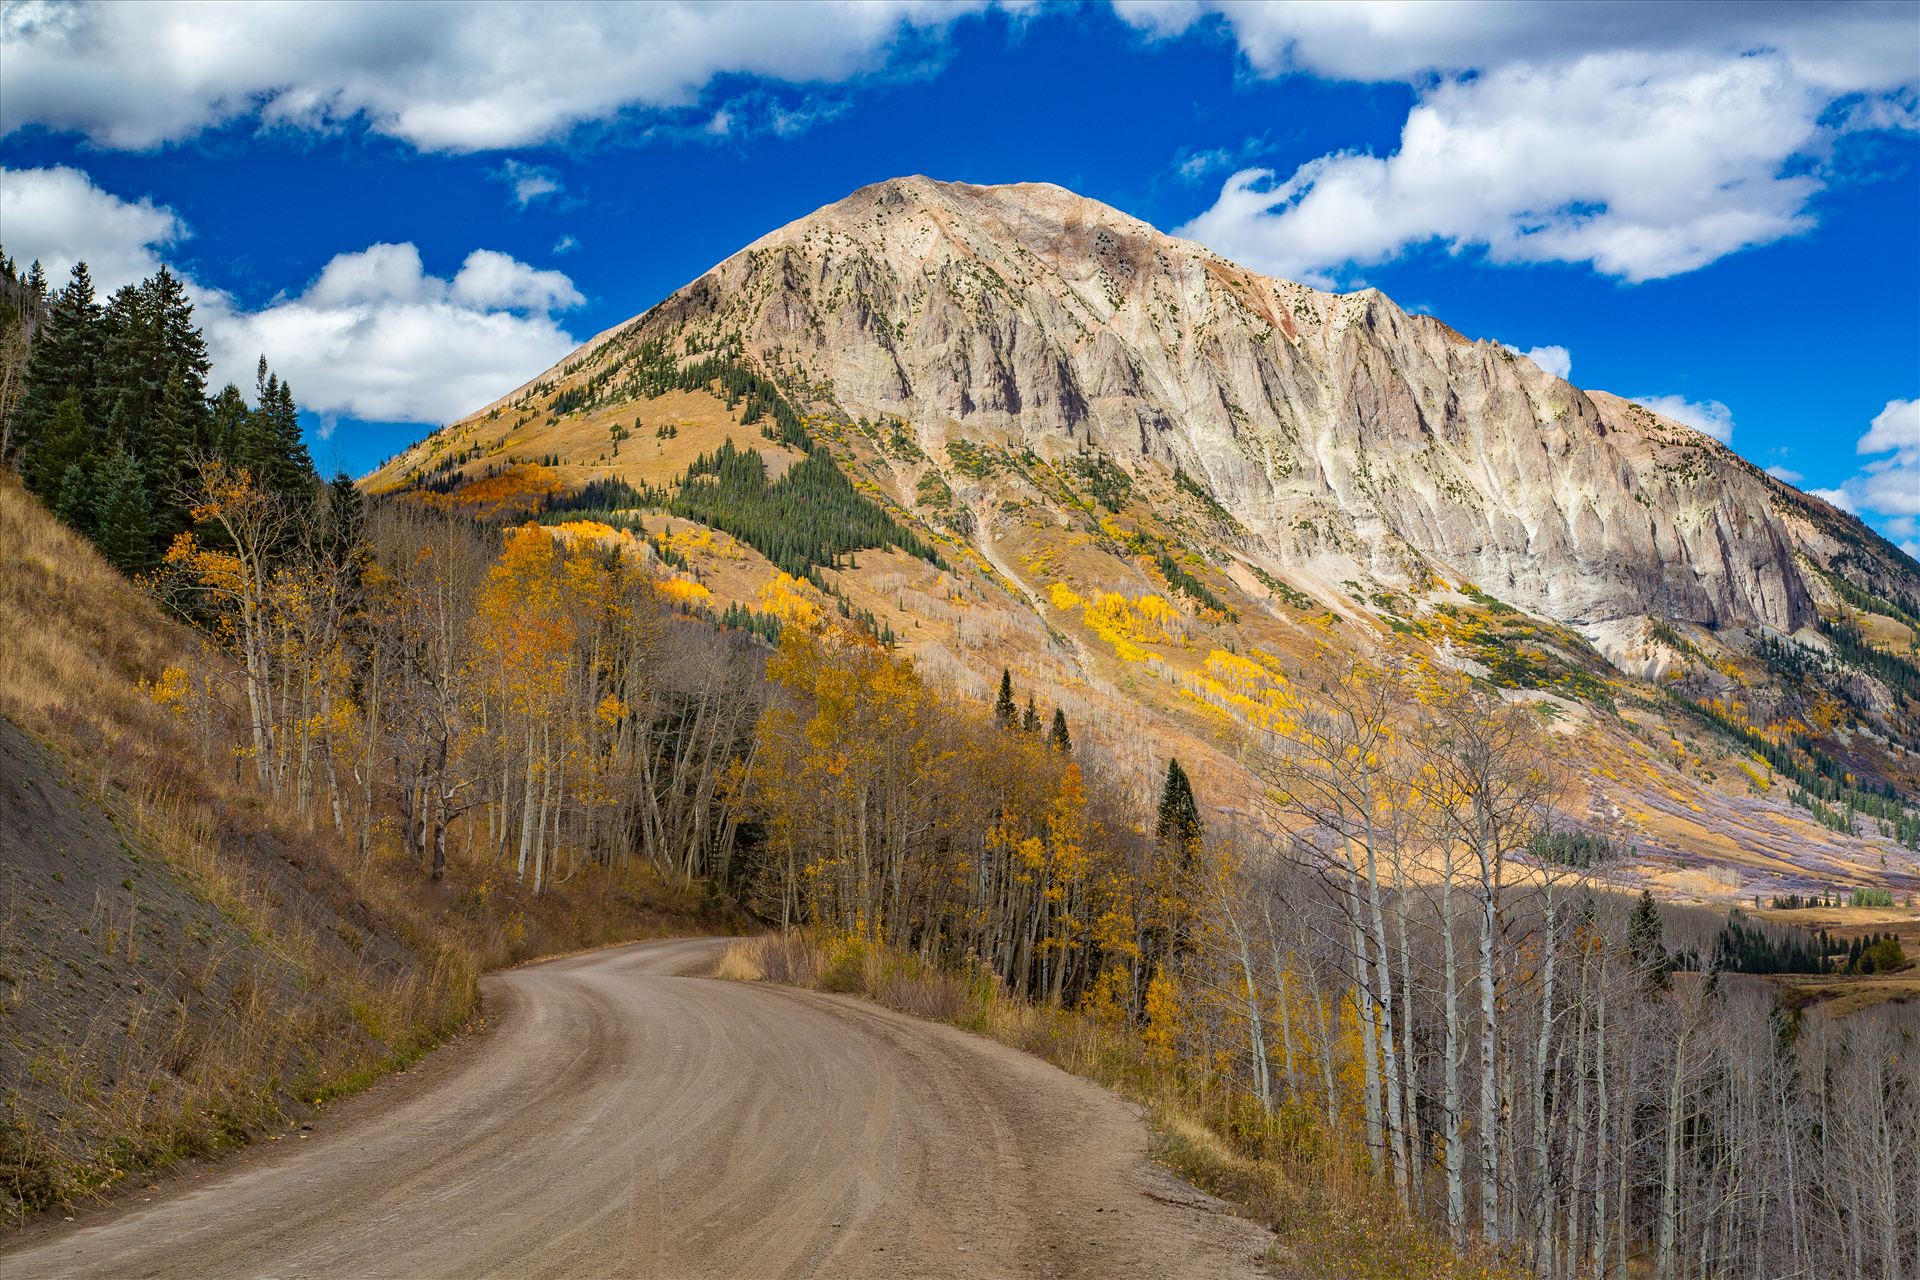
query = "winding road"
xmin=6 ymin=938 xmax=1271 ymax=1278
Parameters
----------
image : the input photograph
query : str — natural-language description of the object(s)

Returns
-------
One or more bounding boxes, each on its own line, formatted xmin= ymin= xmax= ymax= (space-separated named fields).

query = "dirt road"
xmin=7 ymin=938 xmax=1271 ymax=1278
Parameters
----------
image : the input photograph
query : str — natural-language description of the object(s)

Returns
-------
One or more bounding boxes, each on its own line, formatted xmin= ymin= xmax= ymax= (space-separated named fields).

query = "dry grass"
xmin=0 ymin=476 xmax=731 ymax=1221
xmin=717 ymin=932 xmax=1527 ymax=1280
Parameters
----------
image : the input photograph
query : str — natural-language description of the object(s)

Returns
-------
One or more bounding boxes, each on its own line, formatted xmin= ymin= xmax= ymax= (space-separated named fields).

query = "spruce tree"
xmin=27 ymin=386 xmax=92 ymax=497
xmin=93 ymin=448 xmax=155 ymax=572
xmin=54 ymin=460 xmax=93 ymax=533
xmin=17 ymin=262 xmax=103 ymax=482
xmin=208 ymin=384 xmax=252 ymax=459
xmin=1155 ymin=758 xmax=1202 ymax=864
xmin=1629 ymin=889 xmax=1671 ymax=992
xmin=246 ymin=359 xmax=315 ymax=509
xmin=994 ymin=668 xmax=1017 ymax=729
xmin=1022 ymin=695 xmax=1040 ymax=733
xmin=320 ymin=471 xmax=366 ymax=580
xmin=99 ymin=281 xmax=163 ymax=444
xmin=1048 ymin=707 xmax=1072 ymax=753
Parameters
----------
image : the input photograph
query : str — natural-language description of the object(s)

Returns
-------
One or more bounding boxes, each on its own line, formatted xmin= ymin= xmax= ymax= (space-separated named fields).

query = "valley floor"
xmin=2 ymin=938 xmax=1271 ymax=1280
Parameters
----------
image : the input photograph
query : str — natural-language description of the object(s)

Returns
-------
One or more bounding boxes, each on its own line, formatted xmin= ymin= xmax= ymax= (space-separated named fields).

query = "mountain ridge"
xmin=367 ymin=175 xmax=1920 ymax=897
xmin=590 ymin=176 xmax=1907 ymax=641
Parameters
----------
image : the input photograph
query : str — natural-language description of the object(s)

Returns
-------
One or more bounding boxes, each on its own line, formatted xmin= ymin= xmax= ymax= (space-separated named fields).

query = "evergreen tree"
xmin=53 ymin=460 xmax=92 ymax=533
xmin=1048 ymin=707 xmax=1072 ymax=753
xmin=994 ymin=669 xmax=1017 ymax=729
xmin=27 ymin=386 xmax=91 ymax=496
xmin=100 ymin=281 xmax=161 ymax=443
xmin=1629 ymin=889 xmax=1672 ymax=992
xmin=208 ymin=384 xmax=252 ymax=459
xmin=144 ymin=366 xmax=198 ymax=517
xmin=1155 ymin=758 xmax=1202 ymax=864
xmin=250 ymin=358 xmax=315 ymax=509
xmin=93 ymin=448 xmax=155 ymax=572
xmin=319 ymin=471 xmax=367 ymax=584
xmin=17 ymin=262 xmax=103 ymax=482
xmin=95 ymin=268 xmax=209 ymax=461
xmin=1022 ymin=695 xmax=1040 ymax=733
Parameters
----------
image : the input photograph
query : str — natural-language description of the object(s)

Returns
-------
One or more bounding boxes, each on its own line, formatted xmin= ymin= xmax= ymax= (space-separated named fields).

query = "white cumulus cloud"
xmin=1154 ymin=3 xmax=1918 ymax=283
xmin=1809 ymin=487 xmax=1857 ymax=514
xmin=1500 ymin=342 xmax=1571 ymax=381
xmin=1 ymin=1 xmax=994 ymax=151
xmin=1629 ymin=395 xmax=1736 ymax=445
xmin=1791 ymin=399 xmax=1918 ymax=538
xmin=1848 ymin=398 xmax=1920 ymax=518
xmin=1765 ymin=465 xmax=1804 ymax=484
xmin=0 ymin=164 xmax=184 ymax=292
xmin=1 ymin=164 xmax=583 ymax=425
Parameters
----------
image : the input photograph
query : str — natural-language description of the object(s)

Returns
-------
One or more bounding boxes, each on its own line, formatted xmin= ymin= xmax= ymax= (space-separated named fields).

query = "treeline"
xmin=0 ymin=256 xmax=315 ymax=572
xmin=1667 ymin=689 xmax=1920 ymax=846
xmin=434 ymin=334 xmax=937 ymax=582
xmin=1821 ymin=614 xmax=1920 ymax=703
xmin=1840 ymin=932 xmax=1907 ymax=974
xmin=1708 ymin=913 xmax=1833 ymax=974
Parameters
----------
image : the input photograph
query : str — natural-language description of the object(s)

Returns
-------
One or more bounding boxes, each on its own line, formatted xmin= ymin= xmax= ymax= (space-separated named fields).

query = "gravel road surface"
xmin=5 ymin=937 xmax=1270 ymax=1278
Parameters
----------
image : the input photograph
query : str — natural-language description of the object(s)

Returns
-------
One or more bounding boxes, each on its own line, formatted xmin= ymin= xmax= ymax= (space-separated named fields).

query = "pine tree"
xmin=320 ymin=471 xmax=366 ymax=576
xmin=208 ymin=384 xmax=252 ymax=459
xmin=1155 ymin=758 xmax=1202 ymax=864
xmin=1022 ymin=694 xmax=1040 ymax=733
xmin=54 ymin=460 xmax=92 ymax=533
xmin=17 ymin=262 xmax=103 ymax=484
xmin=27 ymin=386 xmax=92 ymax=497
xmin=93 ymin=448 xmax=155 ymax=572
xmin=144 ymin=366 xmax=198 ymax=514
xmin=1629 ymin=889 xmax=1671 ymax=992
xmin=994 ymin=668 xmax=1017 ymax=729
xmin=251 ymin=359 xmax=315 ymax=509
xmin=1048 ymin=707 xmax=1072 ymax=753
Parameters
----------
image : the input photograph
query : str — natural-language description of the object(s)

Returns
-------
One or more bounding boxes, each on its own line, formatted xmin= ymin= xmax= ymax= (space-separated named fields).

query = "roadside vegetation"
xmin=2 ymin=256 xmax=1914 ymax=1279
xmin=0 ymin=261 xmax=731 ymax=1221
xmin=717 ymin=639 xmax=1918 ymax=1280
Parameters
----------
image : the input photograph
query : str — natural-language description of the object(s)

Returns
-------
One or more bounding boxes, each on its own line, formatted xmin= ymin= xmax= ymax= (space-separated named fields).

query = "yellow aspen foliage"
xmin=142 ymin=663 xmax=192 ymax=715
xmin=478 ymin=524 xmax=576 ymax=717
xmin=655 ymin=576 xmax=712 ymax=606
xmin=1141 ymin=971 xmax=1182 ymax=1063
xmin=759 ymin=572 xmax=823 ymax=628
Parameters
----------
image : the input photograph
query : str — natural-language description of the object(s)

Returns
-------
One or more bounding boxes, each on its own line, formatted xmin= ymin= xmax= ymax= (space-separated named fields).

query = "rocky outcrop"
xmin=556 ymin=177 xmax=1916 ymax=642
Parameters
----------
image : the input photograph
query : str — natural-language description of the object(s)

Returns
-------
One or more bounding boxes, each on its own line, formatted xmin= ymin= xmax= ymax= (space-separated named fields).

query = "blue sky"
xmin=3 ymin=2 xmax=1916 ymax=548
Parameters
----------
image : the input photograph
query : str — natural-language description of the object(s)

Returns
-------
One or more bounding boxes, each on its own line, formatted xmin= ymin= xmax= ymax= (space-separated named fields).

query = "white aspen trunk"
xmin=1475 ymin=834 xmax=1501 ymax=1244
xmin=1360 ymin=813 xmax=1408 ymax=1200
xmin=1530 ymin=886 xmax=1560 ymax=1268
xmin=1657 ymin=1016 xmax=1690 ymax=1280
xmin=1349 ymin=901 xmax=1386 ymax=1171
xmin=1228 ymin=913 xmax=1271 ymax=1112
xmin=531 ymin=721 xmax=553 ymax=895
xmin=1393 ymin=887 xmax=1423 ymax=1211
xmin=516 ymin=715 xmax=537 ymax=881
xmin=1441 ymin=870 xmax=1466 ymax=1246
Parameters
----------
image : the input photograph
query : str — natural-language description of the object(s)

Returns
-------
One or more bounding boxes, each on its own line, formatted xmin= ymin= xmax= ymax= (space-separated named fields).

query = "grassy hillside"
xmin=0 ymin=476 xmax=723 ymax=1220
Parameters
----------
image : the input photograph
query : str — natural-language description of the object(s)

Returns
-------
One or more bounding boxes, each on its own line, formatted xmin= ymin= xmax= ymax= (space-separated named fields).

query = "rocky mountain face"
xmin=630 ymin=176 xmax=1910 ymax=656
xmin=374 ymin=176 xmax=1920 ymax=896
